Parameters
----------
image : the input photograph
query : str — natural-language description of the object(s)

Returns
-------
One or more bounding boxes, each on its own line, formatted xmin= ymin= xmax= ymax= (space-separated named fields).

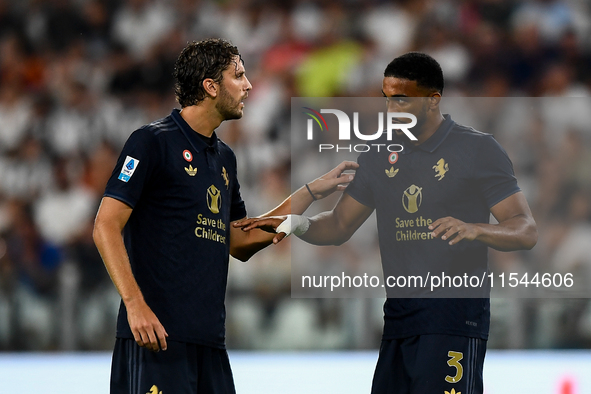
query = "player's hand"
xmin=306 ymin=161 xmax=358 ymax=200
xmin=234 ymin=216 xmax=288 ymax=244
xmin=125 ymin=298 xmax=168 ymax=352
xmin=429 ymin=217 xmax=481 ymax=245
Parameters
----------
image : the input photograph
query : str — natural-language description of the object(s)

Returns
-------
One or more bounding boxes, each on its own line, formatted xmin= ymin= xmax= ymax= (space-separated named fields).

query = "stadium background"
xmin=1 ymin=0 xmax=591 ymax=392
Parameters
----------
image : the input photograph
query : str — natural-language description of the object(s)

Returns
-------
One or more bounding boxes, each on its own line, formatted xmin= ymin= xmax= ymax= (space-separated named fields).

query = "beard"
xmin=216 ymin=84 xmax=243 ymax=120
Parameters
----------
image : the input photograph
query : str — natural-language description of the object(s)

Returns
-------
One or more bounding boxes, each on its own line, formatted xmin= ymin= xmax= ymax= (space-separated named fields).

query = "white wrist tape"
xmin=276 ymin=214 xmax=310 ymax=237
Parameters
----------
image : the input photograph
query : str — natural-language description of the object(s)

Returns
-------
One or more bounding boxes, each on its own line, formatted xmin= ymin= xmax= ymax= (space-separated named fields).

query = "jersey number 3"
xmin=445 ymin=351 xmax=464 ymax=383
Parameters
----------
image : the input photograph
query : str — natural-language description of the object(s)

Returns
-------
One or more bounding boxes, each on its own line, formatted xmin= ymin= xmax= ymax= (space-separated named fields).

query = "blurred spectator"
xmin=4 ymin=200 xmax=61 ymax=350
xmin=508 ymin=23 xmax=553 ymax=92
xmin=296 ymin=38 xmax=363 ymax=96
xmin=415 ymin=23 xmax=471 ymax=84
xmin=46 ymin=0 xmax=86 ymax=52
xmin=33 ymin=157 xmax=96 ymax=246
xmin=0 ymin=81 xmax=32 ymax=154
xmin=218 ymin=1 xmax=283 ymax=67
xmin=511 ymin=0 xmax=574 ymax=44
xmin=45 ymin=81 xmax=103 ymax=156
xmin=0 ymin=135 xmax=53 ymax=201
xmin=111 ymin=0 xmax=174 ymax=59
xmin=80 ymin=0 xmax=114 ymax=60
xmin=0 ymin=0 xmax=591 ymax=352
xmin=0 ymin=0 xmax=22 ymax=39
xmin=361 ymin=1 xmax=419 ymax=57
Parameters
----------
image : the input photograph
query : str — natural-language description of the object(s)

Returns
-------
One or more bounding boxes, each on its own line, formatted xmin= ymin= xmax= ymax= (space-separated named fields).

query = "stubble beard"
xmin=216 ymin=84 xmax=243 ymax=121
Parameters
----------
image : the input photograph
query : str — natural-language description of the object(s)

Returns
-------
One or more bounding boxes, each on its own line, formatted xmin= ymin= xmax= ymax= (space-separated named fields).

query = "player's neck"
xmin=179 ymin=105 xmax=222 ymax=138
xmin=411 ymin=113 xmax=445 ymax=146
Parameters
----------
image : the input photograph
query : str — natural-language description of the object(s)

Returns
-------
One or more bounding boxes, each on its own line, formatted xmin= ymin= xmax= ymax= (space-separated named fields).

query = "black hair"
xmin=173 ymin=38 xmax=241 ymax=107
xmin=384 ymin=52 xmax=444 ymax=94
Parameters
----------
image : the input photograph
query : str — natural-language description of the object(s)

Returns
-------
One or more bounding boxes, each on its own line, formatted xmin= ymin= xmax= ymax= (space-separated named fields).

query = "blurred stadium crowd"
xmin=0 ymin=0 xmax=591 ymax=351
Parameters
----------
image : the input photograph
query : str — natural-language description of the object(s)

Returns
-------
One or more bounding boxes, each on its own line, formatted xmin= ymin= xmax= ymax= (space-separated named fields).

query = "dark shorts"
xmin=371 ymin=334 xmax=487 ymax=394
xmin=110 ymin=338 xmax=236 ymax=394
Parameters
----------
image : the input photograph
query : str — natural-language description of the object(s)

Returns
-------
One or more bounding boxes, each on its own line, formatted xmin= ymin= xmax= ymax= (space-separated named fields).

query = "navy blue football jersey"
xmin=104 ymin=109 xmax=247 ymax=348
xmin=346 ymin=115 xmax=520 ymax=339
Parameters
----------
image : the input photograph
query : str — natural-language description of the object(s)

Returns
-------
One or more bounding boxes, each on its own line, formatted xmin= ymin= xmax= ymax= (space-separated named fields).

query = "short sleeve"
xmin=475 ymin=135 xmax=521 ymax=208
xmin=229 ymin=154 xmax=247 ymax=221
xmin=344 ymin=152 xmax=375 ymax=208
xmin=104 ymin=128 xmax=160 ymax=208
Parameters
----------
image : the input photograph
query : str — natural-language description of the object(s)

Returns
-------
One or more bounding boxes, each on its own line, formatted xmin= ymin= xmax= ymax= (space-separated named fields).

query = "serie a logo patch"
xmin=118 ymin=156 xmax=139 ymax=182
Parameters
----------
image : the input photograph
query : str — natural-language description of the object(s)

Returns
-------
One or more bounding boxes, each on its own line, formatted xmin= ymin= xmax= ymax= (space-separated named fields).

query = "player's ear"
xmin=203 ymin=78 xmax=218 ymax=98
xmin=428 ymin=93 xmax=441 ymax=109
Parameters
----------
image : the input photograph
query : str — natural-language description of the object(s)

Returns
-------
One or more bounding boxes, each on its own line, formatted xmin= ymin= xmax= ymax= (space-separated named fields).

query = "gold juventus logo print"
xmin=402 ymin=184 xmax=422 ymax=213
xmin=207 ymin=185 xmax=221 ymax=214
xmin=433 ymin=158 xmax=449 ymax=181
xmin=222 ymin=167 xmax=229 ymax=189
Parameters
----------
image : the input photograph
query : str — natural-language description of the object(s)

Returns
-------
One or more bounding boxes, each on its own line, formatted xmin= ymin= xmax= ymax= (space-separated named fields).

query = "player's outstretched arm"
xmin=301 ymin=193 xmax=374 ymax=245
xmin=93 ymin=197 xmax=168 ymax=352
xmin=289 ymin=160 xmax=359 ymax=213
xmin=237 ymin=192 xmax=374 ymax=247
xmin=429 ymin=191 xmax=537 ymax=251
xmin=229 ymin=161 xmax=359 ymax=261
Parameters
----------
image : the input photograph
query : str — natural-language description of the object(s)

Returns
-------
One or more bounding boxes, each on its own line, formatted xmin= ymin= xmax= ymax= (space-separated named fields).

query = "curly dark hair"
xmin=384 ymin=52 xmax=444 ymax=94
xmin=173 ymin=38 xmax=241 ymax=107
